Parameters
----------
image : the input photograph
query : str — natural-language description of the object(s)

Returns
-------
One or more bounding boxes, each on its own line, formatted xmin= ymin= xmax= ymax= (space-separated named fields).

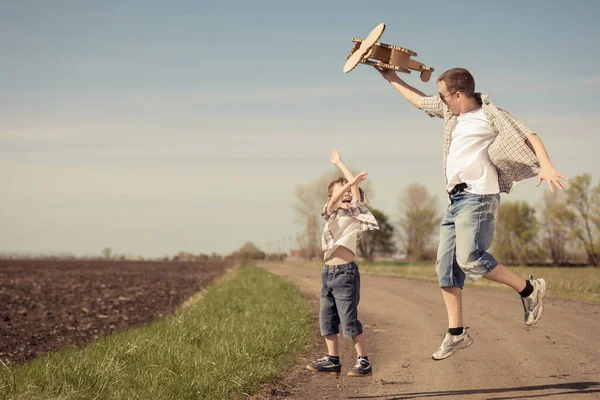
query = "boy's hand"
xmin=330 ymin=149 xmax=341 ymax=165
xmin=536 ymin=166 xmax=568 ymax=192
xmin=351 ymin=171 xmax=368 ymax=185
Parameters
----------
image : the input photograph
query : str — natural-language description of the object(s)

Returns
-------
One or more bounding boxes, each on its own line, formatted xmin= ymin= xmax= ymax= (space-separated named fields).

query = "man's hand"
xmin=536 ymin=166 xmax=568 ymax=192
xmin=351 ymin=171 xmax=368 ymax=185
xmin=374 ymin=66 xmax=399 ymax=82
xmin=330 ymin=149 xmax=341 ymax=165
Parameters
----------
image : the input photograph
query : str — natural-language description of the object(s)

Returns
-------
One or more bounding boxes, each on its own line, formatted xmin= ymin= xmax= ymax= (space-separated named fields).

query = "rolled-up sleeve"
xmin=321 ymin=202 xmax=331 ymax=221
xmin=421 ymin=95 xmax=445 ymax=118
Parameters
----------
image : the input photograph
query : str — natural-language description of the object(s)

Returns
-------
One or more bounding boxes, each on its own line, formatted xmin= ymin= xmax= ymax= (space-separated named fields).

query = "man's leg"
xmin=484 ymin=263 xmax=526 ymax=291
xmin=436 ymin=206 xmax=466 ymax=329
xmin=484 ymin=264 xmax=547 ymax=325
xmin=442 ymin=286 xmax=463 ymax=329
xmin=432 ymin=206 xmax=473 ymax=360
xmin=455 ymin=194 xmax=547 ymax=326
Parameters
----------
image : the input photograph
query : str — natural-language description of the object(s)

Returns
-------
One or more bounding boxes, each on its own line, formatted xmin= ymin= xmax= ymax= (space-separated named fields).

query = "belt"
xmin=448 ymin=182 xmax=467 ymax=197
xmin=324 ymin=262 xmax=356 ymax=270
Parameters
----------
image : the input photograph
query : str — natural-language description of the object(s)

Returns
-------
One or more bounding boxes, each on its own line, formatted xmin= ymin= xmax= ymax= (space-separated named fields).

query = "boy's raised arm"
xmin=330 ymin=149 xmax=361 ymax=201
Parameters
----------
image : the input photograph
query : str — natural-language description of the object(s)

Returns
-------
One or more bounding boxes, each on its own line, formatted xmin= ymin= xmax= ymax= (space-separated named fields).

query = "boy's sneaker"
xmin=306 ymin=356 xmax=341 ymax=375
xmin=432 ymin=328 xmax=474 ymax=360
xmin=521 ymin=275 xmax=547 ymax=326
xmin=347 ymin=356 xmax=372 ymax=377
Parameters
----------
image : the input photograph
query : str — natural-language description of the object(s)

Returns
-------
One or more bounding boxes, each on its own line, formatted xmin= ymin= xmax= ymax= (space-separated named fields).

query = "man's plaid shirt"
xmin=321 ymin=198 xmax=379 ymax=257
xmin=421 ymin=94 xmax=540 ymax=194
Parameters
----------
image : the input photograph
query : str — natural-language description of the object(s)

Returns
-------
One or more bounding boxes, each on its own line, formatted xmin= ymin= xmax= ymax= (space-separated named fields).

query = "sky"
xmin=2 ymin=0 xmax=599 ymax=258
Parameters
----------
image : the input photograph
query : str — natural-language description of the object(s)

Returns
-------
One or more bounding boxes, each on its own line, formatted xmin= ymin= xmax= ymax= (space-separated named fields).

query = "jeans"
xmin=435 ymin=192 xmax=500 ymax=288
xmin=319 ymin=261 xmax=362 ymax=338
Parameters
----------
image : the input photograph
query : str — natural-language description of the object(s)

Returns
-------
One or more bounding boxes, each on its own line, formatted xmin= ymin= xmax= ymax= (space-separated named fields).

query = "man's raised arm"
xmin=374 ymin=67 xmax=426 ymax=109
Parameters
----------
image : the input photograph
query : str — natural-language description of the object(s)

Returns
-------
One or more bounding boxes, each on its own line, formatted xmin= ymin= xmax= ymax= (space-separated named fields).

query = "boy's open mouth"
xmin=342 ymin=199 xmax=351 ymax=204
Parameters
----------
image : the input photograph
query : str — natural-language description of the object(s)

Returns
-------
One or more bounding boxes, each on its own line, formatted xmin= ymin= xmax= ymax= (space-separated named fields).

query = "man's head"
xmin=437 ymin=68 xmax=476 ymax=114
xmin=327 ymin=177 xmax=352 ymax=211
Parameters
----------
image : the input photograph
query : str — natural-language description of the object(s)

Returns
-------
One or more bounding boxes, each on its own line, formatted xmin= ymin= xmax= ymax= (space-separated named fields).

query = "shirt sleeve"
xmin=349 ymin=199 xmax=379 ymax=231
xmin=421 ymin=95 xmax=445 ymax=119
xmin=321 ymin=202 xmax=332 ymax=221
xmin=498 ymin=109 xmax=535 ymax=140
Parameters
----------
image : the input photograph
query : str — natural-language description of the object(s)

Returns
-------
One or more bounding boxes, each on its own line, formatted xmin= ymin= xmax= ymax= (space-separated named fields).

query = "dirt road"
xmin=259 ymin=262 xmax=600 ymax=400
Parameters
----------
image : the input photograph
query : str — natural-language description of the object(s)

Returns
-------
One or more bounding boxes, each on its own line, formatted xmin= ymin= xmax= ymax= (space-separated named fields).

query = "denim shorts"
xmin=435 ymin=192 xmax=500 ymax=288
xmin=319 ymin=261 xmax=362 ymax=338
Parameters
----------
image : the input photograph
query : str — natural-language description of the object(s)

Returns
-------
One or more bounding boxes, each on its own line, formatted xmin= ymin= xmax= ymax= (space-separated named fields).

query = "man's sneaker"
xmin=347 ymin=356 xmax=372 ymax=377
xmin=521 ymin=275 xmax=547 ymax=326
xmin=306 ymin=356 xmax=341 ymax=375
xmin=432 ymin=328 xmax=474 ymax=360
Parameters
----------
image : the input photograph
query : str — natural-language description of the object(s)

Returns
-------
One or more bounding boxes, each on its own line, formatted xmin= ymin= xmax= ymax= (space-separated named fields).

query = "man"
xmin=375 ymin=67 xmax=567 ymax=360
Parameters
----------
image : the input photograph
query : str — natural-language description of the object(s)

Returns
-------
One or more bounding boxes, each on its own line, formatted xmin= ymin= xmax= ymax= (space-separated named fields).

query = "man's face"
xmin=438 ymin=81 xmax=459 ymax=114
xmin=331 ymin=183 xmax=353 ymax=210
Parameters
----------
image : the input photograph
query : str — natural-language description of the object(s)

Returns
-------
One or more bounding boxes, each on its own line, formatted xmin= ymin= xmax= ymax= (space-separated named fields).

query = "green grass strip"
xmin=0 ymin=264 xmax=313 ymax=400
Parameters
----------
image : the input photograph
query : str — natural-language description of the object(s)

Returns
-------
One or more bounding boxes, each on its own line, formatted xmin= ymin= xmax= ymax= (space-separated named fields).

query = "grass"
xmin=0 ymin=264 xmax=313 ymax=400
xmin=286 ymin=259 xmax=600 ymax=302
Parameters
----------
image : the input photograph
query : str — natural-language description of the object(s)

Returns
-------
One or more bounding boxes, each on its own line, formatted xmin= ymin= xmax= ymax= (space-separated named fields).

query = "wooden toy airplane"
xmin=343 ymin=23 xmax=434 ymax=82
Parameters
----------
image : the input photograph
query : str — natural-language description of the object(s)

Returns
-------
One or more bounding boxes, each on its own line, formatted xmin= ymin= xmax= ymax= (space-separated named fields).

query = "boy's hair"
xmin=327 ymin=177 xmax=369 ymax=204
xmin=327 ymin=177 xmax=348 ymax=198
xmin=437 ymin=68 xmax=475 ymax=98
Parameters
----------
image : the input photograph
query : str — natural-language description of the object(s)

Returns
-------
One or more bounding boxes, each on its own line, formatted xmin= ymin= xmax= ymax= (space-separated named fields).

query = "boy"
xmin=306 ymin=149 xmax=379 ymax=377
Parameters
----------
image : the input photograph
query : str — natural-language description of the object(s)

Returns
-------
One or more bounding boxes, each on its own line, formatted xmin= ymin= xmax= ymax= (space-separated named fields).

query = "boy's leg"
xmin=352 ymin=333 xmax=366 ymax=357
xmin=307 ymin=266 xmax=342 ymax=375
xmin=332 ymin=263 xmax=372 ymax=377
xmin=324 ymin=334 xmax=339 ymax=356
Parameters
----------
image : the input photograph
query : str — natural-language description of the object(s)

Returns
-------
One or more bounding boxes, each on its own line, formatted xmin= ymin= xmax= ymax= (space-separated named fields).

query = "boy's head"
xmin=327 ymin=177 xmax=352 ymax=211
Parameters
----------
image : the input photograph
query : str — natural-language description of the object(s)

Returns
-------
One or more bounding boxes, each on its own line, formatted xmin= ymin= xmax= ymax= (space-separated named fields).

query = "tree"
xmin=229 ymin=241 xmax=265 ymax=261
xmin=101 ymin=247 xmax=112 ymax=260
xmin=538 ymin=190 xmax=576 ymax=265
xmin=293 ymin=169 xmax=372 ymax=260
xmin=357 ymin=208 xmax=396 ymax=261
xmin=565 ymin=173 xmax=600 ymax=266
xmin=398 ymin=183 xmax=441 ymax=262
xmin=492 ymin=201 xmax=540 ymax=265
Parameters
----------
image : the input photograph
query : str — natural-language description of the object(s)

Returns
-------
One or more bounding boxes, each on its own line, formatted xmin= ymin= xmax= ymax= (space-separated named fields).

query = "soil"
xmin=0 ymin=259 xmax=228 ymax=365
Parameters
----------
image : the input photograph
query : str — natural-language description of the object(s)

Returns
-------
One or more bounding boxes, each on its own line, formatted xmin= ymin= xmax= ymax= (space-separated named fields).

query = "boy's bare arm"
xmin=326 ymin=171 xmax=368 ymax=215
xmin=525 ymin=134 xmax=568 ymax=192
xmin=330 ymin=149 xmax=360 ymax=201
xmin=374 ymin=67 xmax=426 ymax=109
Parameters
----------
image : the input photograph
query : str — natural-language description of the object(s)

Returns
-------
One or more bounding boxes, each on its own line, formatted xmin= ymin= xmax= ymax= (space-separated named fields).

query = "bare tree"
xmin=538 ymin=190 xmax=576 ymax=265
xmin=397 ymin=183 xmax=441 ymax=262
xmin=493 ymin=201 xmax=540 ymax=265
xmin=566 ymin=173 xmax=600 ymax=266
